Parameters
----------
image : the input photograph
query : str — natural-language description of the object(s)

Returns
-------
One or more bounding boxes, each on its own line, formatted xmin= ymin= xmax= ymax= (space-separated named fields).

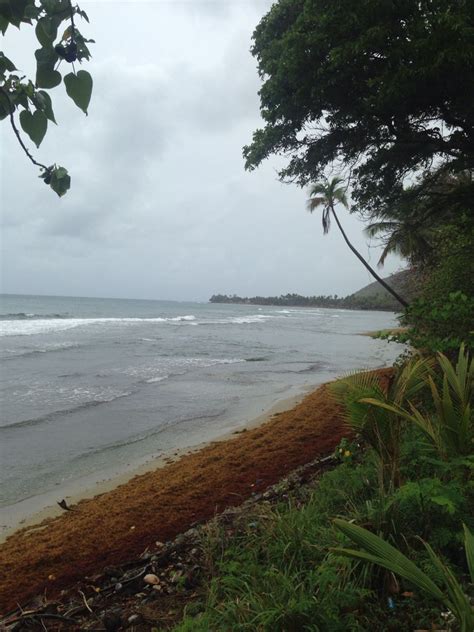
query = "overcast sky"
xmin=0 ymin=1 xmax=403 ymax=302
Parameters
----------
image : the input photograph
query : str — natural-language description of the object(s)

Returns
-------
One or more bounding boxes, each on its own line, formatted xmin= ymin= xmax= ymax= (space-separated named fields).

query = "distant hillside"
xmin=347 ymin=269 xmax=422 ymax=311
xmin=210 ymin=270 xmax=421 ymax=312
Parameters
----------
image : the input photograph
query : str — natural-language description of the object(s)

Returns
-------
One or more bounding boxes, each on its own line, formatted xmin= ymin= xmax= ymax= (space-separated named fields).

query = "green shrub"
xmin=333 ymin=520 xmax=474 ymax=632
xmin=397 ymin=292 xmax=474 ymax=352
xmin=397 ymin=216 xmax=474 ymax=353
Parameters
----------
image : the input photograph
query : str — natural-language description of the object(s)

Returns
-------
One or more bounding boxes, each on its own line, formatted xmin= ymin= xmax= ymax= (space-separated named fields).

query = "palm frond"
xmin=391 ymin=356 xmax=433 ymax=404
xmin=333 ymin=520 xmax=445 ymax=601
xmin=330 ymin=371 xmax=385 ymax=432
xmin=308 ymin=183 xmax=328 ymax=196
xmin=364 ymin=221 xmax=399 ymax=238
xmin=463 ymin=524 xmax=474 ymax=584
xmin=332 ymin=188 xmax=349 ymax=209
xmin=333 ymin=519 xmax=474 ymax=631
xmin=322 ymin=208 xmax=331 ymax=233
xmin=306 ymin=196 xmax=326 ymax=213
xmin=378 ymin=242 xmax=393 ymax=267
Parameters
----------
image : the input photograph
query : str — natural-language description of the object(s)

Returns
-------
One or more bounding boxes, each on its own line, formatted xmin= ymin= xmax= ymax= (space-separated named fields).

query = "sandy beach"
xmin=0 ymin=389 xmax=310 ymax=541
xmin=0 ymin=372 xmax=394 ymax=614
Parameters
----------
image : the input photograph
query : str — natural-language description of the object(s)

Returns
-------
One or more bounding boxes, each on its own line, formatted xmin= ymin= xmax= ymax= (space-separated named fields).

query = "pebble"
xmin=144 ymin=573 xmax=160 ymax=585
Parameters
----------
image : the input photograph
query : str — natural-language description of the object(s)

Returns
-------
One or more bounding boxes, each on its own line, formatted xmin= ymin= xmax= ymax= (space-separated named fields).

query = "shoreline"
xmin=0 ymin=387 xmax=313 ymax=543
xmin=0 ymin=373 xmax=370 ymax=613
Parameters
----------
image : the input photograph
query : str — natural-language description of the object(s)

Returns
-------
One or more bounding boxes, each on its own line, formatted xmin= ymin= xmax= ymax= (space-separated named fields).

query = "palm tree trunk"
xmin=330 ymin=206 xmax=409 ymax=309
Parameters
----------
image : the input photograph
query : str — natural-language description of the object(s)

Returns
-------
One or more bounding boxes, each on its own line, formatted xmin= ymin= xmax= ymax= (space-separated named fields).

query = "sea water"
xmin=0 ymin=294 xmax=401 ymax=518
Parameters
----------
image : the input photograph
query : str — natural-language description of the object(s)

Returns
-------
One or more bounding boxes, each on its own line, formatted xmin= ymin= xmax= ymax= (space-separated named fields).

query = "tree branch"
xmin=68 ymin=0 xmax=76 ymax=41
xmin=0 ymin=86 xmax=49 ymax=171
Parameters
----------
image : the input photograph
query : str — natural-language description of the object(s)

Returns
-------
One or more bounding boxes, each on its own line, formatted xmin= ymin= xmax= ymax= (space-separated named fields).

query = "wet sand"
xmin=0 ymin=389 xmax=309 ymax=540
xmin=0 ymin=372 xmax=391 ymax=613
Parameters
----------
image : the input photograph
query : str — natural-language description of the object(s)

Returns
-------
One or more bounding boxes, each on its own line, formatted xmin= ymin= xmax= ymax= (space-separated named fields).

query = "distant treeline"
xmin=209 ymin=293 xmax=398 ymax=311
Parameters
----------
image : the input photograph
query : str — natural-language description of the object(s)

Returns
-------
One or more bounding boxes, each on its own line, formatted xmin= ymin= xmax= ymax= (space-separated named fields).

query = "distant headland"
xmin=210 ymin=270 xmax=420 ymax=312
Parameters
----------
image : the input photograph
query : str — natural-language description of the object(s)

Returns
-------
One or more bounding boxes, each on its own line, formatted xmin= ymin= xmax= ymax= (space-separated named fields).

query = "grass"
xmin=167 ymin=447 xmax=472 ymax=631
xmin=165 ymin=367 xmax=473 ymax=630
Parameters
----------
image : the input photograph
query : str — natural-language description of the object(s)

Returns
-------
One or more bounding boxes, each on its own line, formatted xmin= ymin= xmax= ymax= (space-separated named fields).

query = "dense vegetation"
xmin=243 ymin=0 xmax=474 ymax=223
xmin=171 ymin=348 xmax=473 ymax=631
xmin=390 ymin=215 xmax=474 ymax=352
xmin=210 ymin=291 xmax=400 ymax=312
xmin=210 ymin=271 xmax=421 ymax=311
xmin=241 ymin=0 xmax=474 ymax=353
xmin=197 ymin=1 xmax=474 ymax=630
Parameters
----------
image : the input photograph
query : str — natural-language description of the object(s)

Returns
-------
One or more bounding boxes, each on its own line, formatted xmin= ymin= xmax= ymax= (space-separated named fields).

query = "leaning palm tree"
xmin=307 ymin=177 xmax=409 ymax=308
xmin=365 ymin=216 xmax=434 ymax=267
xmin=364 ymin=212 xmax=434 ymax=267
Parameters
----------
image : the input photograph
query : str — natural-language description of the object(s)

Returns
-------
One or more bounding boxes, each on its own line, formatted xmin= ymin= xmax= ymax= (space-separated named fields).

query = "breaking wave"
xmin=0 ymin=312 xmax=69 ymax=320
xmin=0 ymin=315 xmax=197 ymax=337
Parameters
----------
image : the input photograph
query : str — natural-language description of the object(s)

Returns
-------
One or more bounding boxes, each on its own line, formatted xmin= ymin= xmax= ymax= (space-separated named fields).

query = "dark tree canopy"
xmin=243 ymin=0 xmax=474 ymax=218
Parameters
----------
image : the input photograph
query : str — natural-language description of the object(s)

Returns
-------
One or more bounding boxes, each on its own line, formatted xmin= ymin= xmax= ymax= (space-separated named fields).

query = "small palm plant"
xmin=331 ymin=358 xmax=432 ymax=494
xmin=361 ymin=345 xmax=473 ymax=461
xmin=333 ymin=519 xmax=474 ymax=632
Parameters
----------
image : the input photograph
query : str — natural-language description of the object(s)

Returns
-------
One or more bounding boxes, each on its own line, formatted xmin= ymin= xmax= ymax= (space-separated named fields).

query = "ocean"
xmin=0 ymin=294 xmax=401 ymax=525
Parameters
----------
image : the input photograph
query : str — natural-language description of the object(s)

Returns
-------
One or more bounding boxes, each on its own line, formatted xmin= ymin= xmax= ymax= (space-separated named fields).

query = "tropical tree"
xmin=307 ymin=177 xmax=409 ymax=308
xmin=365 ymin=216 xmax=434 ymax=268
xmin=362 ymin=345 xmax=474 ymax=461
xmin=243 ymin=0 xmax=474 ymax=223
xmin=331 ymin=357 xmax=432 ymax=493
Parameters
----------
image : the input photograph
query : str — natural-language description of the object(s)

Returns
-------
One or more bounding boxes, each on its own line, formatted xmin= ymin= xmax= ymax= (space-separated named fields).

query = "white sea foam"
xmin=0 ymin=315 xmax=197 ymax=336
xmin=103 ymin=357 xmax=244 ymax=385
xmin=229 ymin=315 xmax=273 ymax=324
xmin=1 ymin=341 xmax=80 ymax=359
xmin=203 ymin=315 xmax=275 ymax=326
xmin=5 ymin=383 xmax=132 ymax=413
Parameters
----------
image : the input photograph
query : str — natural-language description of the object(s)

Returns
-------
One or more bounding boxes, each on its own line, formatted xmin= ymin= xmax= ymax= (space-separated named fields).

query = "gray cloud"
xmin=1 ymin=1 xmax=403 ymax=300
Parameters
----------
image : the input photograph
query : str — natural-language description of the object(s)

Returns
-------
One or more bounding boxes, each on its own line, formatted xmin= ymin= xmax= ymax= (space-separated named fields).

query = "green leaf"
xmin=36 ymin=66 xmax=62 ymax=89
xmin=24 ymin=3 xmax=40 ymax=20
xmin=34 ymin=90 xmax=56 ymax=124
xmin=64 ymin=70 xmax=92 ymax=114
xmin=430 ymin=495 xmax=456 ymax=514
xmin=34 ymin=46 xmax=59 ymax=67
xmin=35 ymin=16 xmax=58 ymax=48
xmin=49 ymin=166 xmax=71 ymax=197
xmin=35 ymin=46 xmax=61 ymax=89
xmin=0 ymin=97 xmax=10 ymax=120
xmin=0 ymin=14 xmax=9 ymax=34
xmin=0 ymin=52 xmax=16 ymax=77
xmin=19 ymin=109 xmax=48 ymax=147
xmin=14 ymin=91 xmax=29 ymax=109
xmin=464 ymin=524 xmax=474 ymax=584
xmin=0 ymin=0 xmax=30 ymax=27
xmin=333 ymin=519 xmax=445 ymax=600
xmin=77 ymin=8 xmax=89 ymax=23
